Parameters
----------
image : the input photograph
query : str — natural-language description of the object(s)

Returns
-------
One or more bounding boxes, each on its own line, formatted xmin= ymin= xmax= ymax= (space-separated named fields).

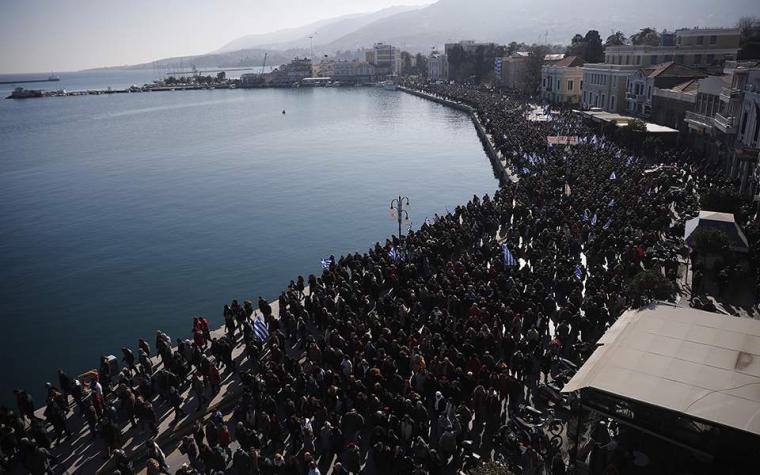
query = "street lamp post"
xmin=390 ymin=195 xmax=410 ymax=239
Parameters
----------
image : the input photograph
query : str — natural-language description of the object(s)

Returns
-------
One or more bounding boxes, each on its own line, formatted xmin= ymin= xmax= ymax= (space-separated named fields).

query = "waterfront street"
xmin=6 ymin=80 xmax=759 ymax=474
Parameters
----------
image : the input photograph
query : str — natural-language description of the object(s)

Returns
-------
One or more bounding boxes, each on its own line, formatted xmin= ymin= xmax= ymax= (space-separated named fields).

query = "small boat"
xmin=379 ymin=80 xmax=397 ymax=91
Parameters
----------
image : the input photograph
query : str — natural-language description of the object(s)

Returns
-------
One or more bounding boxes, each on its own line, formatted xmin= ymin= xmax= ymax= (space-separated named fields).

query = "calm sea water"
xmin=0 ymin=72 xmax=496 ymax=405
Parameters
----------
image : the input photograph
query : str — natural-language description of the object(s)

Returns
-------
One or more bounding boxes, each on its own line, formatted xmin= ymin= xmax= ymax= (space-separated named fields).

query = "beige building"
xmin=604 ymin=27 xmax=740 ymax=73
xmin=541 ymin=56 xmax=584 ymax=104
xmin=499 ymin=52 xmax=530 ymax=90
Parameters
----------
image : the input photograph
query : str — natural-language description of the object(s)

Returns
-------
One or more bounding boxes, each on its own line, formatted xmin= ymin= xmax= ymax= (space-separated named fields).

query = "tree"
xmin=414 ymin=53 xmax=428 ymax=78
xmin=627 ymin=269 xmax=676 ymax=305
xmin=524 ymin=44 xmax=551 ymax=95
xmin=566 ymin=34 xmax=586 ymax=57
xmin=737 ymin=16 xmax=760 ymax=60
xmin=617 ymin=119 xmax=647 ymax=150
xmin=401 ymin=51 xmax=413 ymax=76
xmin=700 ymin=187 xmax=744 ymax=215
xmin=631 ymin=27 xmax=661 ymax=46
xmin=692 ymin=228 xmax=731 ymax=256
xmin=583 ymin=30 xmax=605 ymax=63
xmin=605 ymin=31 xmax=628 ymax=46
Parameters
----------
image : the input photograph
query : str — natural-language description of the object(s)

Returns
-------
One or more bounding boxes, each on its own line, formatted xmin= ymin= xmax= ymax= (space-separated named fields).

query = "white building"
xmin=581 ymin=64 xmax=638 ymax=112
xmin=428 ymin=51 xmax=448 ymax=81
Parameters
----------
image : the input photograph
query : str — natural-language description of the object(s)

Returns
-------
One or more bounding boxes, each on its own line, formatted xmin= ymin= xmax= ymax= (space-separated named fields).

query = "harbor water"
xmin=0 ymin=72 xmax=497 ymax=404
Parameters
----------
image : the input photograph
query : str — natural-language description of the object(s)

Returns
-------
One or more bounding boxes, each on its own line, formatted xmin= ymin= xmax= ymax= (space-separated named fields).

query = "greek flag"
xmin=591 ymin=213 xmax=598 ymax=226
xmin=609 ymin=171 xmax=617 ymax=180
xmin=582 ymin=209 xmax=589 ymax=222
xmin=254 ymin=317 xmax=269 ymax=341
xmin=320 ymin=257 xmax=333 ymax=270
xmin=603 ymin=218 xmax=612 ymax=230
xmin=502 ymin=244 xmax=517 ymax=267
xmin=389 ymin=246 xmax=400 ymax=263
xmin=608 ymin=199 xmax=615 ymax=208
xmin=574 ymin=265 xmax=583 ymax=280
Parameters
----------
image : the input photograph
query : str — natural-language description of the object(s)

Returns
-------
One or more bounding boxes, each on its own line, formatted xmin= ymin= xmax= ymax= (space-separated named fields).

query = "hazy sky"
xmin=0 ymin=0 xmax=432 ymax=74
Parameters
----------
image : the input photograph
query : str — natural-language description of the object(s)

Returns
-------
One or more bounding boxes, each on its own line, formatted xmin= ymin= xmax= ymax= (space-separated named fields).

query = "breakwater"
xmin=398 ymin=86 xmax=516 ymax=185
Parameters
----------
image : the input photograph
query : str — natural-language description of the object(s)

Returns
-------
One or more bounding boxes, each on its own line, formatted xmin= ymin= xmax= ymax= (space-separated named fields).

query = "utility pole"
xmin=390 ymin=195 xmax=410 ymax=239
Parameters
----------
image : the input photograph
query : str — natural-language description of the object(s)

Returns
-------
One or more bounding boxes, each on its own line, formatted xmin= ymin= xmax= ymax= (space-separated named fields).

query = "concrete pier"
xmin=398 ymin=86 xmax=517 ymax=185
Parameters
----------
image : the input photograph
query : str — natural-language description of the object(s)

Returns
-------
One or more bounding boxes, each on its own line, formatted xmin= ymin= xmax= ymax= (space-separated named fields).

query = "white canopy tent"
xmin=684 ymin=210 xmax=749 ymax=253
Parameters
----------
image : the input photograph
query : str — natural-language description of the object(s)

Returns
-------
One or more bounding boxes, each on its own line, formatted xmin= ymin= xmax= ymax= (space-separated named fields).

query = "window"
xmin=694 ymin=54 xmax=702 ymax=64
xmin=651 ymin=55 xmax=658 ymax=64
xmin=636 ymin=56 xmax=641 ymax=65
xmin=709 ymin=35 xmax=717 ymax=45
xmin=706 ymin=54 xmax=715 ymax=64
xmin=740 ymin=110 xmax=748 ymax=135
xmin=696 ymin=36 xmax=704 ymax=45
xmin=675 ymin=54 xmax=684 ymax=63
xmin=618 ymin=55 xmax=622 ymax=64
xmin=568 ymin=80 xmax=574 ymax=91
xmin=625 ymin=56 xmax=630 ymax=65
xmin=611 ymin=96 xmax=615 ymax=110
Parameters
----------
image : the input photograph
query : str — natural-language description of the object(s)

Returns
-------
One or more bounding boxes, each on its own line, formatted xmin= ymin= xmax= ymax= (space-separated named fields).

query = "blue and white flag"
xmin=609 ymin=171 xmax=617 ymax=180
xmin=389 ymin=246 xmax=400 ymax=263
xmin=591 ymin=213 xmax=598 ymax=226
xmin=502 ymin=244 xmax=517 ymax=267
xmin=603 ymin=218 xmax=612 ymax=230
xmin=582 ymin=209 xmax=589 ymax=222
xmin=574 ymin=265 xmax=583 ymax=280
xmin=320 ymin=257 xmax=333 ymax=270
xmin=254 ymin=317 xmax=269 ymax=341
xmin=608 ymin=199 xmax=615 ymax=208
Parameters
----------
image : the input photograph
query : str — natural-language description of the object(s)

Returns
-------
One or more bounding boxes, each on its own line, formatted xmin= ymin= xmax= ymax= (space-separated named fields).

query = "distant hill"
xmin=321 ymin=0 xmax=760 ymax=52
xmin=218 ymin=5 xmax=422 ymax=53
xmin=91 ymin=0 xmax=760 ymax=71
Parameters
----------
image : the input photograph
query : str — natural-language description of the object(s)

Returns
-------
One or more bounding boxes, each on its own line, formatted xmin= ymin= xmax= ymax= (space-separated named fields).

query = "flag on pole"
xmin=502 ymin=244 xmax=517 ymax=267
xmin=574 ymin=265 xmax=583 ymax=280
xmin=582 ymin=209 xmax=589 ymax=222
xmin=564 ymin=182 xmax=572 ymax=196
xmin=389 ymin=246 xmax=400 ymax=263
xmin=591 ymin=213 xmax=598 ymax=226
xmin=609 ymin=171 xmax=617 ymax=180
xmin=320 ymin=257 xmax=333 ymax=270
xmin=608 ymin=199 xmax=615 ymax=208
xmin=603 ymin=218 xmax=612 ymax=230
xmin=254 ymin=317 xmax=269 ymax=341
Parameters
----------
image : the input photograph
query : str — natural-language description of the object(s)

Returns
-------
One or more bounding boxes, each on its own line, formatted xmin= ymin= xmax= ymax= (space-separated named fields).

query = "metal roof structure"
xmin=563 ymin=305 xmax=760 ymax=436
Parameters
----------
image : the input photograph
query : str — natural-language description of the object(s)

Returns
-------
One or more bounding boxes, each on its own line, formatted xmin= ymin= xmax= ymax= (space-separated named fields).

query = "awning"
xmin=684 ymin=210 xmax=749 ymax=252
xmin=563 ymin=305 xmax=760 ymax=436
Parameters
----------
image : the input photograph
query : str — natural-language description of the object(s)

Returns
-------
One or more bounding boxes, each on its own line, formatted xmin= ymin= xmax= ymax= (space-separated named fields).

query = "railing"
xmin=685 ymin=111 xmax=714 ymax=129
xmin=714 ymin=112 xmax=737 ymax=133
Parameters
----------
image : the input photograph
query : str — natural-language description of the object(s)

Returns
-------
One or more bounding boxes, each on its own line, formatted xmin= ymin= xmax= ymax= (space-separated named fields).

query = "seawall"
xmin=398 ymin=86 xmax=516 ymax=185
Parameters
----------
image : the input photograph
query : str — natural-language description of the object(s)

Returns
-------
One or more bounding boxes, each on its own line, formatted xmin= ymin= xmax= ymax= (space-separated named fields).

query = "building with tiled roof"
xmin=541 ymin=56 xmax=585 ymax=105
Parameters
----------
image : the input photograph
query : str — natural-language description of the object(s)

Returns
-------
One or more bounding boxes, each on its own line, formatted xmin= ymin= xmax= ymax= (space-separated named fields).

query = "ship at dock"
xmin=6 ymin=87 xmax=44 ymax=99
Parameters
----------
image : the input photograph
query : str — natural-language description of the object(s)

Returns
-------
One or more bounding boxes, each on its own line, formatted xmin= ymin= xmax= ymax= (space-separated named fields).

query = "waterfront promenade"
xmin=5 ymin=81 xmax=754 ymax=475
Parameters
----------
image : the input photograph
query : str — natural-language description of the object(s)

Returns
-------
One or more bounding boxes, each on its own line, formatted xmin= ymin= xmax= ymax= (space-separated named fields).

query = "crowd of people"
xmin=2 ymin=81 xmax=757 ymax=475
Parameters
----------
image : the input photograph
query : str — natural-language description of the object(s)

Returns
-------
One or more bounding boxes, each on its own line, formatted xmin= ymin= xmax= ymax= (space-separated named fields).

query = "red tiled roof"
xmin=554 ymin=55 xmax=584 ymax=67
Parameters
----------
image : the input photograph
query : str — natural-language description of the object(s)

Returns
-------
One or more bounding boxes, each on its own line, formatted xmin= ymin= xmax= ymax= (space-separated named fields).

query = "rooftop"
xmin=563 ymin=305 xmax=760 ymax=437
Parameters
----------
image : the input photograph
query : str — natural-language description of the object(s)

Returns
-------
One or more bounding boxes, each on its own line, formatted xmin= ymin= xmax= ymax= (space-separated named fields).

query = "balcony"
xmin=719 ymin=86 xmax=740 ymax=103
xmin=714 ymin=113 xmax=737 ymax=134
xmin=684 ymin=111 xmax=714 ymax=130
